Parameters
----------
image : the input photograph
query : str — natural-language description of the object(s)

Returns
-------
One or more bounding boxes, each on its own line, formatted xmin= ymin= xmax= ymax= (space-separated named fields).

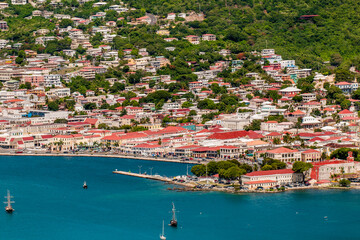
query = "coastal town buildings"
xmin=0 ymin=3 xmax=357 ymax=191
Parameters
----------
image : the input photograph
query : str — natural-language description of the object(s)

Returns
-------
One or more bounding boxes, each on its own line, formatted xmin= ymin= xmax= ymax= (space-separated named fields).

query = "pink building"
xmin=23 ymin=75 xmax=45 ymax=86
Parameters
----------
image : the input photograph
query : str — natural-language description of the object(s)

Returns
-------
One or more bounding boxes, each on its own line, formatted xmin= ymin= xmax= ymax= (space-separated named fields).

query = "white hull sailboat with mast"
xmin=160 ymin=220 xmax=166 ymax=240
xmin=4 ymin=190 xmax=14 ymax=213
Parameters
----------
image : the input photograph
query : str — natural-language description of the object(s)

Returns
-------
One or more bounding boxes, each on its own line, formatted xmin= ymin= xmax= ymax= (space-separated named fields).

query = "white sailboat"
xmin=160 ymin=220 xmax=166 ymax=240
xmin=4 ymin=190 xmax=14 ymax=213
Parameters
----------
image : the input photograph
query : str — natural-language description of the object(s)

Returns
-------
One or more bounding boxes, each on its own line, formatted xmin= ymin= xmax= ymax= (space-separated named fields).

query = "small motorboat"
xmin=83 ymin=181 xmax=88 ymax=189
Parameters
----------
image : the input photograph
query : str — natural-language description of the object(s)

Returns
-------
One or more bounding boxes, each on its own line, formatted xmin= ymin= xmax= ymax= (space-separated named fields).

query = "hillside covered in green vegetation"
xmin=126 ymin=0 xmax=360 ymax=68
xmin=1 ymin=0 xmax=360 ymax=72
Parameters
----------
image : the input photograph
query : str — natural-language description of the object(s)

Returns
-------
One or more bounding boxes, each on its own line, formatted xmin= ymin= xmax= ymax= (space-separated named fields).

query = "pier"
xmin=112 ymin=170 xmax=195 ymax=188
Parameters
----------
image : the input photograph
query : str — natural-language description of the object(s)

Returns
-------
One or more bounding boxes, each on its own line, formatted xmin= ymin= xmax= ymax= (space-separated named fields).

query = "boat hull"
xmin=170 ymin=220 xmax=177 ymax=227
xmin=5 ymin=207 xmax=14 ymax=213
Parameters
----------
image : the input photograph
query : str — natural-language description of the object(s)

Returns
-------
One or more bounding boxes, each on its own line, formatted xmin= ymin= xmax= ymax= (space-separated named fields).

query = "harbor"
xmin=112 ymin=169 xmax=283 ymax=193
xmin=112 ymin=168 xmax=360 ymax=194
xmin=2 ymin=155 xmax=360 ymax=240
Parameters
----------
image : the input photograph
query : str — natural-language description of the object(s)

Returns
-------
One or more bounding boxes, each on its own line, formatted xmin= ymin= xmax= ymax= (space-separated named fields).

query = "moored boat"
xmin=169 ymin=202 xmax=177 ymax=227
xmin=160 ymin=220 xmax=166 ymax=240
xmin=4 ymin=190 xmax=14 ymax=213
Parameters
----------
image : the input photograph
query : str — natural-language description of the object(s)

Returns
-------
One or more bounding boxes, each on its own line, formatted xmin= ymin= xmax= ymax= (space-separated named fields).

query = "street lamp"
xmin=138 ymin=165 xmax=142 ymax=174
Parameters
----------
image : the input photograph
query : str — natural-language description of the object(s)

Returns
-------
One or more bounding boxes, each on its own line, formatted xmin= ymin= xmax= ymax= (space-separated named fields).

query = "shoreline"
xmin=0 ymin=152 xmax=200 ymax=164
xmin=113 ymin=170 xmax=360 ymax=194
xmin=4 ymin=152 xmax=360 ymax=194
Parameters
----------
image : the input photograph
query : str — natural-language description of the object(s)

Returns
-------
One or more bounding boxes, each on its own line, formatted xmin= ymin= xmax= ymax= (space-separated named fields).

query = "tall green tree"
xmin=292 ymin=161 xmax=313 ymax=182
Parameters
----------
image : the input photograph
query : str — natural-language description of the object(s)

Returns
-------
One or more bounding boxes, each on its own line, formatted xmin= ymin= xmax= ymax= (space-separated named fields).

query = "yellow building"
xmin=156 ymin=29 xmax=170 ymax=36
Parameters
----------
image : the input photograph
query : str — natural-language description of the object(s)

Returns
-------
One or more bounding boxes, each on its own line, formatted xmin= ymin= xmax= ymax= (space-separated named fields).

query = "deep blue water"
xmin=1 ymin=156 xmax=360 ymax=240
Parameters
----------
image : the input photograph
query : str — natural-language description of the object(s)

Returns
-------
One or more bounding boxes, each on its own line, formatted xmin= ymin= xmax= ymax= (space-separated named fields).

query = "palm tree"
xmin=53 ymin=140 xmax=64 ymax=152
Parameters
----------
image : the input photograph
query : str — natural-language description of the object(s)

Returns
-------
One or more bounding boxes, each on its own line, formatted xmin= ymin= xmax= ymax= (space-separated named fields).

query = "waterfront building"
xmin=310 ymin=153 xmax=360 ymax=181
xmin=241 ymin=169 xmax=303 ymax=190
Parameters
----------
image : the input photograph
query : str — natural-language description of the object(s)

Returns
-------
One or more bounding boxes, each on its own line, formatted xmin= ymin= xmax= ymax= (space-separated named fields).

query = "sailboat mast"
xmin=162 ymin=220 xmax=164 ymax=236
xmin=5 ymin=190 xmax=14 ymax=208
xmin=172 ymin=202 xmax=176 ymax=221
xmin=7 ymin=190 xmax=10 ymax=208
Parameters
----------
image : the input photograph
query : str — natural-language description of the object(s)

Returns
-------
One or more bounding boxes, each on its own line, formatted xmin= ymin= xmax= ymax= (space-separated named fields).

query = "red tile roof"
xmin=41 ymin=135 xmax=53 ymax=139
xmin=267 ymin=132 xmax=282 ymax=136
xmin=207 ymin=130 xmax=262 ymax=140
xmin=192 ymin=146 xmax=221 ymax=152
xmin=308 ymin=137 xmax=325 ymax=142
xmin=84 ymin=118 xmax=98 ymax=125
xmin=22 ymin=136 xmax=34 ymax=141
xmin=175 ymin=145 xmax=200 ymax=149
xmin=288 ymin=110 xmax=305 ymax=115
xmin=267 ymin=147 xmax=298 ymax=154
xmin=338 ymin=109 xmax=354 ymax=114
xmin=335 ymin=81 xmax=351 ymax=85
xmin=245 ymin=169 xmax=294 ymax=176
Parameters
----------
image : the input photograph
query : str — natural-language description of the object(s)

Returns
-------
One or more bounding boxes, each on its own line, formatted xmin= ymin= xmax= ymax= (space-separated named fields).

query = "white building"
xmin=0 ymin=39 xmax=9 ymax=49
xmin=47 ymin=88 xmax=70 ymax=98
xmin=0 ymin=2 xmax=8 ymax=8
xmin=266 ymin=147 xmax=301 ymax=163
xmin=44 ymin=75 xmax=62 ymax=88
xmin=11 ymin=0 xmax=27 ymax=5
xmin=261 ymin=49 xmax=275 ymax=56
xmin=242 ymin=169 xmax=303 ymax=189
xmin=280 ymin=60 xmax=296 ymax=69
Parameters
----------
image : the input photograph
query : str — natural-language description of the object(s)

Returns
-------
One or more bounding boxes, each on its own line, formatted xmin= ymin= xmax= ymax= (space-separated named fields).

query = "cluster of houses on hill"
xmin=0 ymin=0 xmax=359 ymax=189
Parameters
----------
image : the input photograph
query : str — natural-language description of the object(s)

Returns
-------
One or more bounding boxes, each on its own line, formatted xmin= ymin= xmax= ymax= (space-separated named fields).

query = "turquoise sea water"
xmin=1 ymin=155 xmax=360 ymax=240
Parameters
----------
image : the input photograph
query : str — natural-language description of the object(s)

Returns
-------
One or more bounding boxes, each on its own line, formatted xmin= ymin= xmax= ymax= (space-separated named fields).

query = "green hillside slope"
xmin=126 ymin=0 xmax=360 ymax=67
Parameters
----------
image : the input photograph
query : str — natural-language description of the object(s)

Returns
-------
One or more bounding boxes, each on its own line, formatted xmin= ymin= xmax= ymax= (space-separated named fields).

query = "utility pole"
xmin=138 ymin=165 xmax=142 ymax=174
